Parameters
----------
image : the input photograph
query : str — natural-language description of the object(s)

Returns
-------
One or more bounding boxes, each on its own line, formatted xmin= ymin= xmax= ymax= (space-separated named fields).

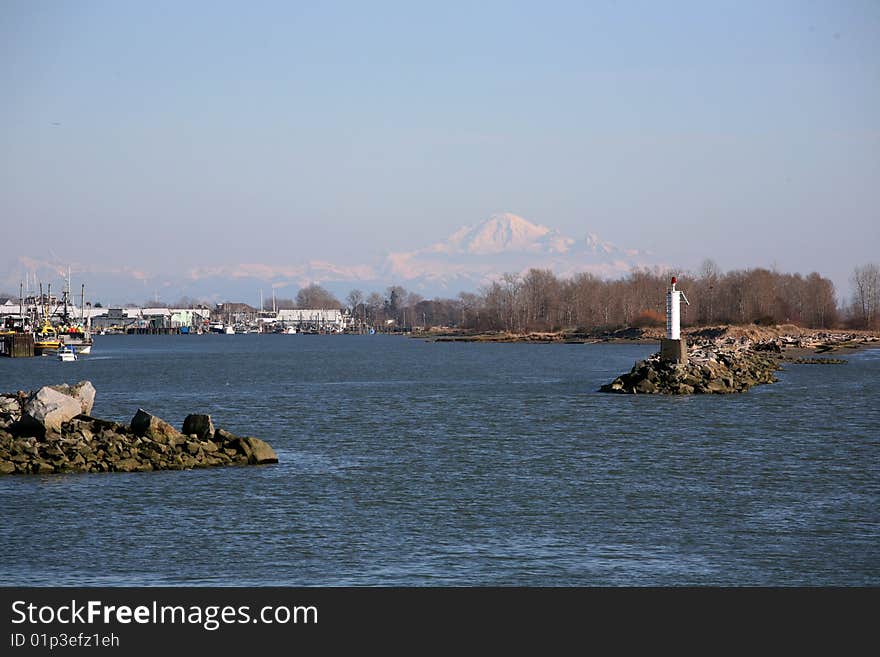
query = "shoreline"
xmin=418 ymin=325 xmax=880 ymax=353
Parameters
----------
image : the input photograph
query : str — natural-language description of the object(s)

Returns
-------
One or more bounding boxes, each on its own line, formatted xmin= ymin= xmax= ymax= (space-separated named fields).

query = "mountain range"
xmin=1 ymin=214 xmax=654 ymax=305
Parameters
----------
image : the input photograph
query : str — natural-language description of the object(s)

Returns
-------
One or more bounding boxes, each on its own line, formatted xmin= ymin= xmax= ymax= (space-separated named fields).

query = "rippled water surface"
xmin=1 ymin=335 xmax=878 ymax=585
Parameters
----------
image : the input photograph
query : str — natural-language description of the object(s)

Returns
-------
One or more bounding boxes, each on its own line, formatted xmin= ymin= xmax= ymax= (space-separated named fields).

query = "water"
xmin=1 ymin=335 xmax=878 ymax=585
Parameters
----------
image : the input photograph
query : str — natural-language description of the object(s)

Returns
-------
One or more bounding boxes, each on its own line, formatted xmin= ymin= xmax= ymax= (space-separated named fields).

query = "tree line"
xmin=340 ymin=261 xmax=879 ymax=332
xmin=155 ymin=262 xmax=880 ymax=331
xmin=21 ymin=261 xmax=872 ymax=332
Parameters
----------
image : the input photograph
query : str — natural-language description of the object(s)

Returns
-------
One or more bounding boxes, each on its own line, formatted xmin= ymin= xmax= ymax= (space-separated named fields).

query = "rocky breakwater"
xmin=0 ymin=381 xmax=278 ymax=475
xmin=600 ymin=344 xmax=781 ymax=395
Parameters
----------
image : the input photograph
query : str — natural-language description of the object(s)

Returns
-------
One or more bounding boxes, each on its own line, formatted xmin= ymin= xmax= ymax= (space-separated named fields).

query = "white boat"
xmin=208 ymin=322 xmax=235 ymax=334
xmin=57 ymin=346 xmax=78 ymax=362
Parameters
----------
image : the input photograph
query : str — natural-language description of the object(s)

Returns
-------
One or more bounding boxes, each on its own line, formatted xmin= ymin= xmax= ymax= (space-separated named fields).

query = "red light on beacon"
xmin=671 ymin=276 xmax=677 ymax=285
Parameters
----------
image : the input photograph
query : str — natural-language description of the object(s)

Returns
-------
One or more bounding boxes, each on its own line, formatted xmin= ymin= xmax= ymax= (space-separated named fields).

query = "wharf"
xmin=0 ymin=334 xmax=35 ymax=358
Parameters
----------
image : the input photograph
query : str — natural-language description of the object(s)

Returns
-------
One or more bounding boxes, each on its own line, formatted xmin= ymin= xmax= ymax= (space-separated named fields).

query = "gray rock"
xmin=22 ymin=386 xmax=84 ymax=434
xmin=49 ymin=381 xmax=96 ymax=415
xmin=182 ymin=414 xmax=214 ymax=441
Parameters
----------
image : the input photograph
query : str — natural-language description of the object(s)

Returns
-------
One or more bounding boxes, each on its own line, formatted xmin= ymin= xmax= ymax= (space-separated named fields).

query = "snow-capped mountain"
xmin=384 ymin=213 xmax=652 ymax=291
xmin=430 ymin=213 xmax=574 ymax=256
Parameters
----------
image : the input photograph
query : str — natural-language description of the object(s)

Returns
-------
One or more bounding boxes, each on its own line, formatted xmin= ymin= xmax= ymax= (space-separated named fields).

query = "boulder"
xmin=232 ymin=435 xmax=253 ymax=460
xmin=705 ymin=380 xmax=731 ymax=394
xmin=214 ymin=428 xmax=238 ymax=443
xmin=84 ymin=416 xmax=127 ymax=433
xmin=182 ymin=414 xmax=215 ymax=441
xmin=49 ymin=381 xmax=96 ymax=415
xmin=33 ymin=460 xmax=55 ymax=474
xmin=599 ymin=379 xmax=623 ymax=393
xmin=130 ymin=409 xmax=184 ymax=443
xmin=635 ymin=379 xmax=657 ymax=394
xmin=0 ymin=395 xmax=21 ymax=419
xmin=115 ymin=458 xmax=146 ymax=473
xmin=22 ymin=386 xmax=84 ymax=434
xmin=240 ymin=437 xmax=278 ymax=465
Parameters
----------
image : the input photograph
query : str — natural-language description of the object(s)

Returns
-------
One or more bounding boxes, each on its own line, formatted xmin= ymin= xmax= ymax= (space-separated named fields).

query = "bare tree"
xmin=172 ymin=296 xmax=206 ymax=308
xmin=458 ymin=292 xmax=481 ymax=329
xmin=296 ymin=284 xmax=342 ymax=309
xmin=696 ymin=258 xmax=721 ymax=324
xmin=851 ymin=263 xmax=880 ymax=329
xmin=346 ymin=289 xmax=364 ymax=312
xmin=346 ymin=289 xmax=365 ymax=331
xmin=804 ymin=272 xmax=837 ymax=328
xmin=365 ymin=292 xmax=385 ymax=328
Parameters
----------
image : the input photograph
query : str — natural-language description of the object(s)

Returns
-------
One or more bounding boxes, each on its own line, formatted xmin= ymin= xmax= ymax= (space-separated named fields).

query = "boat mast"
xmin=63 ymin=266 xmax=70 ymax=322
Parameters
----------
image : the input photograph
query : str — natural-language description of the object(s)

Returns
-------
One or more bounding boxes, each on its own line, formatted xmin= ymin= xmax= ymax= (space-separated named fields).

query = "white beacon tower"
xmin=661 ymin=276 xmax=690 ymax=364
xmin=666 ymin=276 xmax=689 ymax=340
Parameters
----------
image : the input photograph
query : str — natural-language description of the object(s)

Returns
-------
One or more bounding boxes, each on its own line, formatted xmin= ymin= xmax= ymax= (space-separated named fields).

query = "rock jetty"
xmin=599 ymin=323 xmax=879 ymax=395
xmin=600 ymin=347 xmax=780 ymax=394
xmin=0 ymin=381 xmax=278 ymax=475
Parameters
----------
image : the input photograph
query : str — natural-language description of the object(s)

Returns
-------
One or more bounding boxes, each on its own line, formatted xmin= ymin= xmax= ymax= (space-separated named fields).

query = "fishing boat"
xmin=57 ymin=345 xmax=78 ymax=362
xmin=59 ymin=325 xmax=93 ymax=354
xmin=58 ymin=278 xmax=94 ymax=354
xmin=33 ymin=320 xmax=63 ymax=355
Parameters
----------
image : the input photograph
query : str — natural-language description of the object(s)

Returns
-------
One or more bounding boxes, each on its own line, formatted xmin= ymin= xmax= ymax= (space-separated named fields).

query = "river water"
xmin=1 ymin=335 xmax=877 ymax=585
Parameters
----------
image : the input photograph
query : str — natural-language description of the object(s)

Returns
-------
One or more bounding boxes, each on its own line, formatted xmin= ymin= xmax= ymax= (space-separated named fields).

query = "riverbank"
xmin=0 ymin=382 xmax=277 ymax=475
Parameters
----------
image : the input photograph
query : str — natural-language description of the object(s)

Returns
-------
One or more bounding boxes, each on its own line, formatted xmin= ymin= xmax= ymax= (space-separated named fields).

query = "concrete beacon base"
xmin=660 ymin=337 xmax=688 ymax=365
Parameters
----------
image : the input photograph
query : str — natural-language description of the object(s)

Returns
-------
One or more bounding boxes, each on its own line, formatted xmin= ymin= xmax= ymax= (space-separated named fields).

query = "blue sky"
xmin=1 ymin=0 xmax=878 ymax=298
